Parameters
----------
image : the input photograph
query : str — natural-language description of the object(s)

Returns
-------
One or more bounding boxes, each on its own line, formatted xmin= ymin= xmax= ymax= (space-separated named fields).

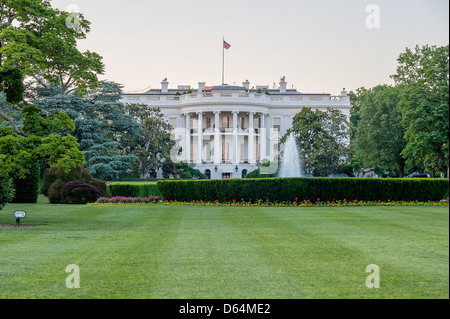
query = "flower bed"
xmin=89 ymin=197 xmax=449 ymax=207
xmin=95 ymin=196 xmax=160 ymax=204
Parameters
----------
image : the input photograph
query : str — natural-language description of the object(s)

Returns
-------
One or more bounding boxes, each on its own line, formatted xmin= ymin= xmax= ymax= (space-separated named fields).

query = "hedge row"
xmin=108 ymin=183 xmax=162 ymax=198
xmin=157 ymin=178 xmax=449 ymax=203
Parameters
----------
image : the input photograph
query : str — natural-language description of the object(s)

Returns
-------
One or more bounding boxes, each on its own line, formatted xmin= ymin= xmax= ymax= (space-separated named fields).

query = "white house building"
xmin=121 ymin=77 xmax=352 ymax=179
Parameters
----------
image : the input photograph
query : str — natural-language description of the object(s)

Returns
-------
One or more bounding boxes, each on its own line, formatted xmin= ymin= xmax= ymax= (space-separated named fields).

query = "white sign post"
xmin=14 ymin=211 xmax=27 ymax=227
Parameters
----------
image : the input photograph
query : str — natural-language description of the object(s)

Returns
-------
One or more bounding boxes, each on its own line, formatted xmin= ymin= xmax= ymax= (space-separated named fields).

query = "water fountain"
xmin=278 ymin=133 xmax=302 ymax=178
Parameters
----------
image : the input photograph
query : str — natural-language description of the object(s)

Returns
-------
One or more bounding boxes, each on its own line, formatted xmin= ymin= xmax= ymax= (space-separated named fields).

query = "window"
xmin=222 ymin=116 xmax=230 ymax=129
xmin=273 ymin=118 xmax=281 ymax=132
xmin=239 ymin=117 xmax=245 ymax=130
xmin=222 ymin=173 xmax=231 ymax=179
xmin=254 ymin=117 xmax=260 ymax=129
xmin=169 ymin=118 xmax=177 ymax=129
xmin=206 ymin=117 xmax=211 ymax=129
xmin=273 ymin=143 xmax=281 ymax=160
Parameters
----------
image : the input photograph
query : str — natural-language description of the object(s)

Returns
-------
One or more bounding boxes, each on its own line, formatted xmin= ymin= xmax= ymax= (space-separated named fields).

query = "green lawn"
xmin=0 ymin=199 xmax=448 ymax=299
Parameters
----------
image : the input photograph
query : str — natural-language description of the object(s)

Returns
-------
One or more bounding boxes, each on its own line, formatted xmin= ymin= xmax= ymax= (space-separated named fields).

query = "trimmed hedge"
xmin=108 ymin=183 xmax=162 ymax=198
xmin=157 ymin=177 xmax=449 ymax=202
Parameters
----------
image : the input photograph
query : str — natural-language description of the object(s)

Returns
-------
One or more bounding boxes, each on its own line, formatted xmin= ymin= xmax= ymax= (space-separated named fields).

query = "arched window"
xmin=241 ymin=169 xmax=248 ymax=179
xmin=205 ymin=169 xmax=211 ymax=179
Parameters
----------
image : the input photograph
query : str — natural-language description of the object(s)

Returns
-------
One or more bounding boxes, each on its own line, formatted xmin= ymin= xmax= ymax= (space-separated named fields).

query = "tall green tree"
xmin=352 ymin=85 xmax=407 ymax=177
xmin=283 ymin=107 xmax=350 ymax=177
xmin=28 ymin=80 xmax=138 ymax=180
xmin=0 ymin=0 xmax=103 ymax=134
xmin=123 ymin=105 xmax=177 ymax=179
xmin=391 ymin=44 xmax=449 ymax=177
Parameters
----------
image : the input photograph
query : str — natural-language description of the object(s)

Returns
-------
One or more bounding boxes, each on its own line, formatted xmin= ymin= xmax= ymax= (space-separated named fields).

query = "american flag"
xmin=223 ymin=40 xmax=231 ymax=50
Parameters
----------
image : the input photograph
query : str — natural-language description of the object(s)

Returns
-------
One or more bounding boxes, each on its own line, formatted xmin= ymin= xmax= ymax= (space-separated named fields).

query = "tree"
xmin=283 ymin=107 xmax=350 ymax=177
xmin=352 ymin=85 xmax=407 ymax=177
xmin=0 ymin=0 xmax=104 ymax=135
xmin=391 ymin=44 xmax=449 ymax=177
xmin=0 ymin=107 xmax=85 ymax=177
xmin=28 ymin=80 xmax=138 ymax=180
xmin=123 ymin=105 xmax=178 ymax=179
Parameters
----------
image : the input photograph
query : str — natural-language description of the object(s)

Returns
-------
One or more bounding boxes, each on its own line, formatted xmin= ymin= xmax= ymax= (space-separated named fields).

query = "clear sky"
xmin=51 ymin=0 xmax=449 ymax=95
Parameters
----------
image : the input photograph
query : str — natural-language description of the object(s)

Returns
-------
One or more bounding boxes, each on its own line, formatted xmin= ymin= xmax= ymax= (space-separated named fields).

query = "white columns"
xmin=249 ymin=112 xmax=255 ymax=164
xmin=185 ymin=113 xmax=191 ymax=162
xmin=232 ymin=111 xmax=238 ymax=165
xmin=260 ymin=113 xmax=267 ymax=161
xmin=214 ymin=111 xmax=221 ymax=164
xmin=197 ymin=112 xmax=203 ymax=164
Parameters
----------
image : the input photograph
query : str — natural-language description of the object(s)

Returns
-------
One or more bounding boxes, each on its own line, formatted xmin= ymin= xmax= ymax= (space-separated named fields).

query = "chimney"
xmin=279 ymin=76 xmax=287 ymax=93
xmin=340 ymin=88 xmax=349 ymax=101
xmin=243 ymin=80 xmax=250 ymax=91
xmin=198 ymin=82 xmax=206 ymax=92
xmin=161 ymin=78 xmax=169 ymax=93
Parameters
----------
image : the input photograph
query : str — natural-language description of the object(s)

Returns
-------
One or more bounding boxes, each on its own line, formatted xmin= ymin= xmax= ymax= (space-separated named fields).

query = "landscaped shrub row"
xmin=157 ymin=178 xmax=449 ymax=203
xmin=108 ymin=183 xmax=162 ymax=198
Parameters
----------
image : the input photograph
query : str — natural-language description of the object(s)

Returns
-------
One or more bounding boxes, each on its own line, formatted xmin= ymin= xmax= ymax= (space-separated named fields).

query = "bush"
xmin=59 ymin=180 xmax=102 ymax=204
xmin=89 ymin=178 xmax=109 ymax=197
xmin=157 ymin=177 xmax=449 ymax=203
xmin=41 ymin=164 xmax=93 ymax=197
xmin=48 ymin=179 xmax=64 ymax=204
xmin=12 ymin=161 xmax=40 ymax=203
xmin=108 ymin=183 xmax=161 ymax=197
xmin=0 ymin=176 xmax=15 ymax=210
xmin=42 ymin=165 xmax=108 ymax=203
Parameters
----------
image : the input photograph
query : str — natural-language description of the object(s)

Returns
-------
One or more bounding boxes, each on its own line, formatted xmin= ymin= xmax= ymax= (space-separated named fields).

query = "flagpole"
xmin=222 ymin=37 xmax=225 ymax=85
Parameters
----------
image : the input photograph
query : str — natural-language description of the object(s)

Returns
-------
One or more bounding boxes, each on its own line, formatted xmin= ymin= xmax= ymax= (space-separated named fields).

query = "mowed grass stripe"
xmin=0 ymin=204 xmax=448 ymax=298
xmin=0 ymin=205 xmax=182 ymax=298
xmin=262 ymin=208 xmax=448 ymax=298
xmin=308 ymin=207 xmax=449 ymax=270
xmin=221 ymin=206 xmax=449 ymax=298
xmin=149 ymin=206 xmax=307 ymax=299
xmin=221 ymin=207 xmax=378 ymax=298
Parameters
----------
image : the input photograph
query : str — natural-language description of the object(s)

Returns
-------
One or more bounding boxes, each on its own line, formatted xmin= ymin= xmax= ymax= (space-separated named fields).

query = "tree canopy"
xmin=392 ymin=44 xmax=449 ymax=176
xmin=351 ymin=85 xmax=407 ymax=177
xmin=283 ymin=107 xmax=350 ymax=177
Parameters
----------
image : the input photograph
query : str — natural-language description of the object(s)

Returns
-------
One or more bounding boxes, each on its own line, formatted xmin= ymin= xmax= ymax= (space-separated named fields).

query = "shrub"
xmin=41 ymin=164 xmax=93 ymax=197
xmin=59 ymin=180 xmax=102 ymax=204
xmin=12 ymin=161 xmax=40 ymax=203
xmin=157 ymin=177 xmax=449 ymax=203
xmin=89 ymin=178 xmax=108 ymax=197
xmin=108 ymin=183 xmax=161 ymax=197
xmin=42 ymin=165 xmax=109 ymax=203
xmin=48 ymin=179 xmax=64 ymax=204
xmin=0 ymin=176 xmax=15 ymax=210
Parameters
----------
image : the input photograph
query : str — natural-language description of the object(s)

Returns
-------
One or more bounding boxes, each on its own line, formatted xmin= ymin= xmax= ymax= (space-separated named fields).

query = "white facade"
xmin=121 ymin=77 xmax=352 ymax=179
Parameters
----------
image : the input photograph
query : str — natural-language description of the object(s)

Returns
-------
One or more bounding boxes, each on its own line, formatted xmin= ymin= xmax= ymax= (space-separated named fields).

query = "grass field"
xmin=0 ymin=199 xmax=448 ymax=299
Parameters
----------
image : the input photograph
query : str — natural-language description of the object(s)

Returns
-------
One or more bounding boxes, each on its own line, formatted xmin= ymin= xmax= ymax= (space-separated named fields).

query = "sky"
xmin=51 ymin=0 xmax=449 ymax=95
